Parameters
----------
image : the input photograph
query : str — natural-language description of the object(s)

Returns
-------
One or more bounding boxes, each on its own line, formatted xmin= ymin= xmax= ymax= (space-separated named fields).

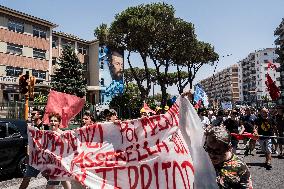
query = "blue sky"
xmin=1 ymin=0 xmax=284 ymax=94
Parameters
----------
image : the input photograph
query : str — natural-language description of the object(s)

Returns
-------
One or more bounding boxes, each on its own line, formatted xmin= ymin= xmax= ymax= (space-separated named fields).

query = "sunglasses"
xmin=203 ymin=144 xmax=225 ymax=156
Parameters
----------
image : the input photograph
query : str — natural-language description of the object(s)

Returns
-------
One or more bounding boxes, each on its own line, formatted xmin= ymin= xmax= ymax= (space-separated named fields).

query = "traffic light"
xmin=29 ymin=76 xmax=36 ymax=101
xmin=19 ymin=73 xmax=29 ymax=94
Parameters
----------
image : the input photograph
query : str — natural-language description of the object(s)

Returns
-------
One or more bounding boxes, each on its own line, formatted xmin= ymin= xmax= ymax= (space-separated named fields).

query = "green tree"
xmin=109 ymin=83 xmax=143 ymax=119
xmin=95 ymin=2 xmax=218 ymax=109
xmin=51 ymin=45 xmax=87 ymax=97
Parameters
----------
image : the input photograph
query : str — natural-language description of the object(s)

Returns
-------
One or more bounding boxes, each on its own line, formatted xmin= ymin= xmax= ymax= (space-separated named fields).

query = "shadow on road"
xmin=246 ymin=162 xmax=266 ymax=167
xmin=0 ymin=174 xmax=22 ymax=182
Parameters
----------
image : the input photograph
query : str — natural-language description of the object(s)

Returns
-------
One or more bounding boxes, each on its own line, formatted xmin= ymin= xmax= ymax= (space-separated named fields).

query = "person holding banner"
xmin=19 ymin=108 xmax=48 ymax=189
xmin=81 ymin=111 xmax=95 ymax=127
xmin=46 ymin=113 xmax=71 ymax=189
xmin=204 ymin=126 xmax=253 ymax=189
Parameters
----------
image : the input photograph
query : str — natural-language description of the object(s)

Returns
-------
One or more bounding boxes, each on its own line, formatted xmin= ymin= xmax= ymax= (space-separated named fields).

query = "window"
xmin=78 ymin=45 xmax=88 ymax=55
xmin=264 ymin=52 xmax=268 ymax=55
xmin=7 ymin=123 xmax=19 ymax=136
xmin=52 ymin=58 xmax=57 ymax=66
xmin=100 ymin=78 xmax=104 ymax=86
xmin=277 ymin=77 xmax=280 ymax=81
xmin=52 ymin=36 xmax=58 ymax=48
xmin=6 ymin=66 xmax=23 ymax=77
xmin=33 ymin=26 xmax=46 ymax=38
xmin=33 ymin=48 xmax=46 ymax=59
xmin=264 ymin=67 xmax=268 ymax=71
xmin=61 ymin=39 xmax=75 ymax=49
xmin=8 ymin=20 xmax=24 ymax=33
xmin=7 ymin=43 xmax=22 ymax=55
xmin=100 ymin=61 xmax=104 ymax=69
xmin=264 ymin=59 xmax=269 ymax=63
xmin=32 ymin=70 xmax=46 ymax=79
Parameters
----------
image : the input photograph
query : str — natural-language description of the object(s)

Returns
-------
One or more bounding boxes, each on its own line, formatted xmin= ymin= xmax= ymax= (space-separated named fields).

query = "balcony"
xmin=274 ymin=37 xmax=284 ymax=45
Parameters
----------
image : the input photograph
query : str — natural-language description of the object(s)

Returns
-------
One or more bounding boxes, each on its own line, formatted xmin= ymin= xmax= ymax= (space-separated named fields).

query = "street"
xmin=238 ymin=143 xmax=284 ymax=189
xmin=0 ymin=142 xmax=283 ymax=189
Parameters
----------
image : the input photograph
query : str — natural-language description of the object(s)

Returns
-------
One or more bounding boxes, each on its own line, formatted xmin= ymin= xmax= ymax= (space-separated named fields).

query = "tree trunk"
xmin=160 ymin=83 xmax=167 ymax=113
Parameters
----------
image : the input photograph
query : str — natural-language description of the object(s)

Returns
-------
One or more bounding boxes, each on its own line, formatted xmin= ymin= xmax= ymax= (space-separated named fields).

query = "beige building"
xmin=238 ymin=48 xmax=280 ymax=106
xmin=199 ymin=64 xmax=239 ymax=106
xmin=0 ymin=5 xmax=100 ymax=103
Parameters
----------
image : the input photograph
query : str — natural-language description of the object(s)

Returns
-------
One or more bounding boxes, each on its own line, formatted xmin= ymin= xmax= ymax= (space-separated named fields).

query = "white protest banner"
xmin=28 ymin=98 xmax=217 ymax=188
xmin=221 ymin=101 xmax=232 ymax=110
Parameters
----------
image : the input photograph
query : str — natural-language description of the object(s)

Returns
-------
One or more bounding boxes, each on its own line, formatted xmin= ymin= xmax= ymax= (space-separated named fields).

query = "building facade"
xmin=0 ymin=5 xmax=103 ymax=104
xmin=238 ymin=48 xmax=280 ymax=106
xmin=199 ymin=64 xmax=239 ymax=106
xmin=274 ymin=18 xmax=284 ymax=105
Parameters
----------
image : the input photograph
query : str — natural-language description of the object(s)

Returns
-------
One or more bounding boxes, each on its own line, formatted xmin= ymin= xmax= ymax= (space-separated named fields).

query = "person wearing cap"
xmin=204 ymin=126 xmax=253 ymax=189
xmin=164 ymin=105 xmax=169 ymax=111
xmin=155 ymin=106 xmax=162 ymax=115
xmin=255 ymin=108 xmax=277 ymax=170
xmin=140 ymin=108 xmax=148 ymax=118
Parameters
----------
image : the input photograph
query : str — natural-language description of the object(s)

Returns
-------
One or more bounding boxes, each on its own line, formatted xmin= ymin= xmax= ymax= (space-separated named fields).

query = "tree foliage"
xmin=95 ymin=2 xmax=218 ymax=108
xmin=51 ymin=45 xmax=87 ymax=97
xmin=109 ymin=83 xmax=143 ymax=119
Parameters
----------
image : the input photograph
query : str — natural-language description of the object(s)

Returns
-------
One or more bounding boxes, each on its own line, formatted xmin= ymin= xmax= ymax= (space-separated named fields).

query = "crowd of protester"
xmin=19 ymin=94 xmax=284 ymax=188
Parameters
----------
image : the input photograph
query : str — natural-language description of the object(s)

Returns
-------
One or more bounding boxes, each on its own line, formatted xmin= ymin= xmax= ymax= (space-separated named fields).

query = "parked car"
xmin=0 ymin=119 xmax=27 ymax=177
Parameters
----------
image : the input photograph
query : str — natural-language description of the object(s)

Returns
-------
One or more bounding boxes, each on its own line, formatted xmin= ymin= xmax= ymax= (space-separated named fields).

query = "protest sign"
xmin=194 ymin=84 xmax=209 ymax=108
xmin=221 ymin=101 xmax=232 ymax=110
xmin=28 ymin=97 xmax=217 ymax=188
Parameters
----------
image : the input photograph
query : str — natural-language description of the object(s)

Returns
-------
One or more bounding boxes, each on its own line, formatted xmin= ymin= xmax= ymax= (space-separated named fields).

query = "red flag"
xmin=231 ymin=132 xmax=259 ymax=140
xmin=43 ymin=90 xmax=85 ymax=128
xmin=267 ymin=61 xmax=277 ymax=70
xmin=143 ymin=102 xmax=156 ymax=114
xmin=265 ymin=73 xmax=280 ymax=101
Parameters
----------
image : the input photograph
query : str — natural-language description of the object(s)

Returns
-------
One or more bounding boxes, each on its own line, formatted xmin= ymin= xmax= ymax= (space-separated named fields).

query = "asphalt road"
xmin=237 ymin=143 xmax=284 ymax=189
xmin=0 ymin=142 xmax=283 ymax=189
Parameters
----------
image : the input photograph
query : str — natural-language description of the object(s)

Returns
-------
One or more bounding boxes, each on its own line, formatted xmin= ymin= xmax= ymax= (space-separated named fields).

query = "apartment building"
xmin=199 ymin=64 xmax=239 ymax=106
xmin=274 ymin=18 xmax=284 ymax=105
xmin=238 ymin=48 xmax=280 ymax=106
xmin=51 ymin=31 xmax=100 ymax=104
xmin=0 ymin=5 xmax=101 ymax=104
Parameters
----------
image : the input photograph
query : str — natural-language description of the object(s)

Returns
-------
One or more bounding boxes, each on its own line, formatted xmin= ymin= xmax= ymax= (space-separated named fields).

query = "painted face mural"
xmin=99 ymin=46 xmax=124 ymax=105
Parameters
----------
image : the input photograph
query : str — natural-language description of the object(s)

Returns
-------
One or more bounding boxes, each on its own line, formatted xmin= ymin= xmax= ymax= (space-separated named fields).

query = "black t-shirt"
xmin=255 ymin=117 xmax=275 ymax=137
xmin=240 ymin=115 xmax=257 ymax=133
xmin=275 ymin=114 xmax=284 ymax=134
xmin=223 ymin=118 xmax=239 ymax=134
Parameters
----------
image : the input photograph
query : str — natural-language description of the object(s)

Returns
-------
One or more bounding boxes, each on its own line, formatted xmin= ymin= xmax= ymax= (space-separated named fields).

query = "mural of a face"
xmin=110 ymin=51 xmax=123 ymax=81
